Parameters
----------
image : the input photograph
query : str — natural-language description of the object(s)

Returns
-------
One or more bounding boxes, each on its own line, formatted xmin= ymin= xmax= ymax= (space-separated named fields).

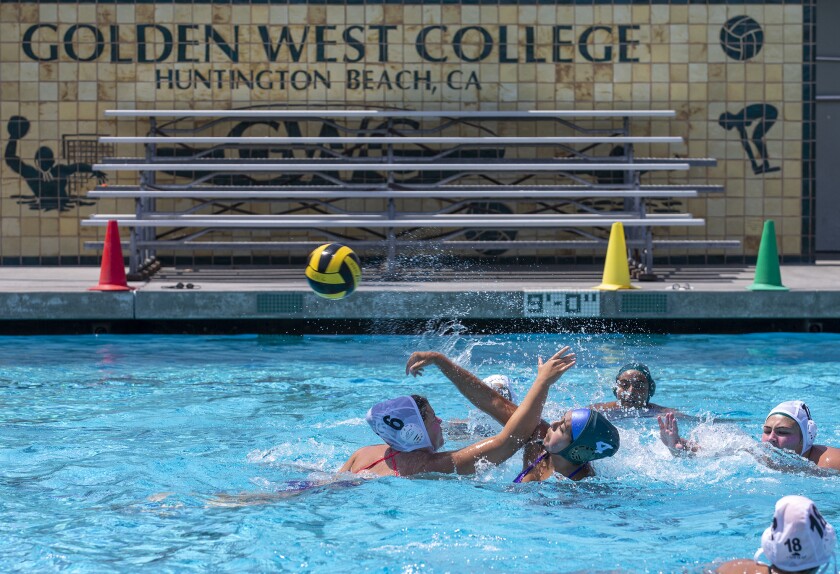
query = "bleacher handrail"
xmin=104 ymin=109 xmax=678 ymax=119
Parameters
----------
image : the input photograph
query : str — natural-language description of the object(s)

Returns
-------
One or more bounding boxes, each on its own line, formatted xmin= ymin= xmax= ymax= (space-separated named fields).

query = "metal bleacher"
xmin=83 ymin=108 xmax=738 ymax=277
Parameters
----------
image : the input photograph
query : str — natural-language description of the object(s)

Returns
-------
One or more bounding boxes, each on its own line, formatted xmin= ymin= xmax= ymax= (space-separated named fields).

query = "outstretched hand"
xmin=405 ymin=351 xmax=440 ymax=377
xmin=535 ymin=346 xmax=576 ymax=386
xmin=658 ymin=412 xmax=683 ymax=450
xmin=92 ymin=170 xmax=108 ymax=185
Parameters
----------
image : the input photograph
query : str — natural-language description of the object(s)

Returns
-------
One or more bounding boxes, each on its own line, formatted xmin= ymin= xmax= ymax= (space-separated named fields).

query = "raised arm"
xmin=418 ymin=347 xmax=575 ymax=475
xmin=658 ymin=412 xmax=698 ymax=455
xmin=406 ymin=351 xmax=523 ymax=428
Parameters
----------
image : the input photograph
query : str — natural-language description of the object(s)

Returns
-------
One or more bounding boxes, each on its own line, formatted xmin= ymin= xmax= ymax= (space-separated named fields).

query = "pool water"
xmin=1 ymin=331 xmax=838 ymax=573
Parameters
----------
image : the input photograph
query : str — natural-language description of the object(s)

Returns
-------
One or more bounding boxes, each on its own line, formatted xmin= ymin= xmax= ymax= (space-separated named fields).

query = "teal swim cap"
xmin=557 ymin=408 xmax=620 ymax=464
xmin=614 ymin=362 xmax=656 ymax=402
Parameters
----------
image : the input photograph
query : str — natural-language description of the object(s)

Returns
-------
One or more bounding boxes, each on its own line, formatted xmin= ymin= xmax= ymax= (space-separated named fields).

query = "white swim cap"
xmin=365 ymin=396 xmax=433 ymax=452
xmin=483 ymin=374 xmax=516 ymax=403
xmin=766 ymin=400 xmax=818 ymax=455
xmin=756 ymin=495 xmax=836 ymax=571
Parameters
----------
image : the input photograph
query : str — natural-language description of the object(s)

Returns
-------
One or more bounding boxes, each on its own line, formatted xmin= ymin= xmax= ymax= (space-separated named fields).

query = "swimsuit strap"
xmin=513 ymin=452 xmax=549 ymax=483
xmin=566 ymin=463 xmax=587 ymax=480
xmin=512 ymin=453 xmax=587 ymax=483
xmin=358 ymin=449 xmax=400 ymax=476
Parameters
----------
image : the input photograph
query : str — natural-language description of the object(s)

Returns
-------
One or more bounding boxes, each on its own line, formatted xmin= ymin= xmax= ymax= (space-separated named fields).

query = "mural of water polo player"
xmin=718 ymin=104 xmax=782 ymax=175
xmin=4 ymin=116 xmax=105 ymax=212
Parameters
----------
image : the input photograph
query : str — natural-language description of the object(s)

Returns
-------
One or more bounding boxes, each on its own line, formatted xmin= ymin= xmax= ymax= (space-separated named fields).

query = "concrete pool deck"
xmin=1 ymin=261 xmax=839 ymax=333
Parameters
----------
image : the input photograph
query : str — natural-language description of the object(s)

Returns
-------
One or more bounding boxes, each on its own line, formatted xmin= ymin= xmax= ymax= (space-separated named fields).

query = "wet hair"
xmin=411 ymin=394 xmax=430 ymax=421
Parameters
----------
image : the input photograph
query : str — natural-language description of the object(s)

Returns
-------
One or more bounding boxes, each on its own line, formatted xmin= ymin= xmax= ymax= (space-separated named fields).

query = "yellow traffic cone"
xmin=594 ymin=222 xmax=637 ymax=290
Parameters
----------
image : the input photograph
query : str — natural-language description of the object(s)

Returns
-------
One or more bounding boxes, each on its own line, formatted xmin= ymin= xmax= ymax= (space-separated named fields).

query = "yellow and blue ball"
xmin=305 ymin=243 xmax=361 ymax=300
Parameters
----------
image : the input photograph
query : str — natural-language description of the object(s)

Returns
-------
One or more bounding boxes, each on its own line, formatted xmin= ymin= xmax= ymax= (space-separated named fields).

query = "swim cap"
xmin=755 ymin=495 xmax=836 ymax=571
xmin=366 ymin=396 xmax=433 ymax=452
xmin=614 ymin=363 xmax=656 ymax=402
xmin=557 ymin=408 xmax=621 ymax=464
xmin=765 ymin=400 xmax=817 ymax=455
xmin=483 ymin=374 xmax=516 ymax=403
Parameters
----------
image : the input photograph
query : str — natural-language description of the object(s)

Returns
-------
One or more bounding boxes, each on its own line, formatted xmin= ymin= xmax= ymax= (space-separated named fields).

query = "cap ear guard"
xmin=801 ymin=403 xmax=818 ymax=445
xmin=558 ymin=409 xmax=621 ymax=465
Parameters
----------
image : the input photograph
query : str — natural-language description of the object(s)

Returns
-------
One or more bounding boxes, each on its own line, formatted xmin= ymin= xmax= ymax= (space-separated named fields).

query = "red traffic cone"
xmin=89 ymin=220 xmax=134 ymax=291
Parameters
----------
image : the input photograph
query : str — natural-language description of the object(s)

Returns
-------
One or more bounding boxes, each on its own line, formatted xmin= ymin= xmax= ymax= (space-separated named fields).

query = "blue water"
xmin=1 ymin=331 xmax=838 ymax=573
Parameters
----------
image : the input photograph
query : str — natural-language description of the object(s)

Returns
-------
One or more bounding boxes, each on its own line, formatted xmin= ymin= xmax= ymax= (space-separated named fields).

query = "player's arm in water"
xmin=405 ymin=351 xmax=549 ymax=438
xmin=400 ymin=348 xmax=574 ymax=476
xmin=658 ymin=412 xmax=700 ymax=455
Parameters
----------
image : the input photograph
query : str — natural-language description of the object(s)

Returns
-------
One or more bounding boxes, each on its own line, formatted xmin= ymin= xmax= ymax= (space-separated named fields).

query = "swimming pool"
xmin=1 ymin=332 xmax=838 ymax=573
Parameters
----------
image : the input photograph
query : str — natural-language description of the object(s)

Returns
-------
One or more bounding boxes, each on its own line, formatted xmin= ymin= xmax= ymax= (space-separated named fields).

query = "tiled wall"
xmin=0 ymin=1 xmax=815 ymax=264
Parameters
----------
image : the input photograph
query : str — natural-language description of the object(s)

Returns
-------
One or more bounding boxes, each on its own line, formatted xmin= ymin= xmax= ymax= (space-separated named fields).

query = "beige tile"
xmin=708 ymin=81 xmax=727 ymax=102
xmin=633 ymin=83 xmax=651 ymax=102
xmin=670 ymin=43 xmax=689 ymax=64
xmin=688 ymin=43 xmax=708 ymax=63
xmin=0 ymin=81 xmax=19 ymax=101
xmin=116 ymin=4 xmax=135 ymax=24
xmin=0 ymin=22 xmax=20 ymax=42
xmin=594 ymin=83 xmax=613 ymax=102
xmin=745 ymin=65 xmax=765 ymax=83
xmin=19 ymin=3 xmax=38 ymax=23
xmin=135 ymin=4 xmax=155 ymax=22
xmin=39 ymin=63 xmax=58 ymax=82
xmin=632 ymin=6 xmax=651 ymax=22
xmin=669 ymin=64 xmax=687 ymax=83
xmin=97 ymin=5 xmax=116 ymax=25
xmin=784 ymin=122 xmax=802 ymax=141
xmin=573 ymin=82 xmax=593 ymax=103
xmin=0 ymin=57 xmax=19 ymax=83
xmin=650 ymin=45 xmax=670 ymax=64
xmin=575 ymin=63 xmax=593 ymax=83
xmin=783 ymin=45 xmax=802 ymax=64
xmin=650 ymin=83 xmax=668 ymax=103
xmin=670 ymin=6 xmax=689 ymax=24
xmin=631 ymin=63 xmax=650 ymax=82
xmin=783 ymin=83 xmax=802 ymax=102
xmin=744 ymin=83 xmax=765 ymax=102
xmin=0 ymin=4 xmax=20 ymax=23
xmin=763 ymin=43 xmax=784 ymax=65
xmin=647 ymin=62 xmax=668 ymax=82
xmin=724 ymin=63 xmax=747 ymax=86
xmin=671 ymin=24 xmax=689 ymax=44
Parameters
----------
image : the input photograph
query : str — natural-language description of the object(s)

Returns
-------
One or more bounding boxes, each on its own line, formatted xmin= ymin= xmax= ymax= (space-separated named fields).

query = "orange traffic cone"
xmin=89 ymin=220 xmax=134 ymax=291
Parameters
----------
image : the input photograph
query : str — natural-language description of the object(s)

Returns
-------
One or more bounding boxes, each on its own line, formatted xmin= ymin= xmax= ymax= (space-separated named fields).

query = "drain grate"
xmin=256 ymin=293 xmax=304 ymax=314
xmin=619 ymin=293 xmax=668 ymax=315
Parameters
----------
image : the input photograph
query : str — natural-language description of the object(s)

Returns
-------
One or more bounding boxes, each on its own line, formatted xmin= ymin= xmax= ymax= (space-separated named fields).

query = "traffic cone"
xmin=748 ymin=220 xmax=788 ymax=291
xmin=594 ymin=222 xmax=637 ymax=290
xmin=89 ymin=220 xmax=134 ymax=291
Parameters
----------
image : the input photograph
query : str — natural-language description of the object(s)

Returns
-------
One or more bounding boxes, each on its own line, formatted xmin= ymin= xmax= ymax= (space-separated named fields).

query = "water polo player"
xmin=339 ymin=347 xmax=577 ymax=477
xmin=445 ymin=374 xmax=517 ymax=438
xmin=405 ymin=351 xmax=621 ymax=481
xmin=589 ymin=362 xmax=682 ymax=418
xmin=658 ymin=400 xmax=840 ymax=471
xmin=713 ymin=495 xmax=836 ymax=574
